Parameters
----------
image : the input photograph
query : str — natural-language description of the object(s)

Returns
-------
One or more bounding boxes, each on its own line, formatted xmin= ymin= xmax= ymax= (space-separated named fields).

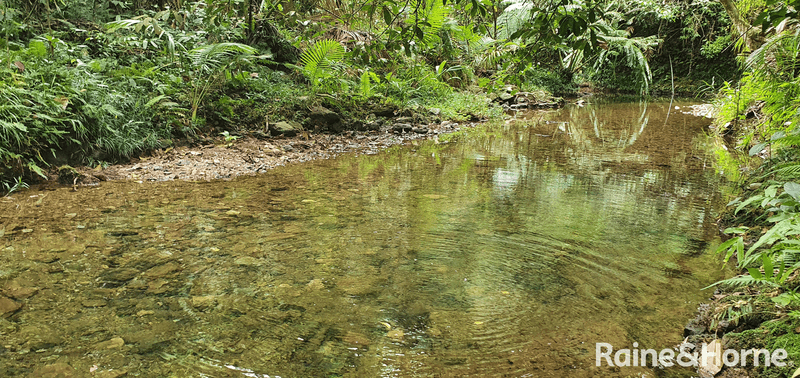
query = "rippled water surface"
xmin=0 ymin=101 xmax=730 ymax=377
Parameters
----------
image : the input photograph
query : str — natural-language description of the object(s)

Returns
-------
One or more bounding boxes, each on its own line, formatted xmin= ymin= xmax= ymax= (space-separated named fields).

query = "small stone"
xmin=412 ymin=126 xmax=428 ymax=134
xmin=94 ymin=337 xmax=125 ymax=350
xmin=225 ymin=210 xmax=240 ymax=216
xmin=392 ymin=123 xmax=412 ymax=133
xmin=310 ymin=106 xmax=343 ymax=132
xmin=136 ymin=310 xmax=155 ymax=317
xmin=498 ymin=91 xmax=514 ymax=101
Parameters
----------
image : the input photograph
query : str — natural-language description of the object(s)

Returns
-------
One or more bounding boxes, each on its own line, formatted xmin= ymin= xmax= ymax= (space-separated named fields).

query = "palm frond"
xmin=299 ymin=39 xmax=345 ymax=87
xmin=188 ymin=42 xmax=257 ymax=75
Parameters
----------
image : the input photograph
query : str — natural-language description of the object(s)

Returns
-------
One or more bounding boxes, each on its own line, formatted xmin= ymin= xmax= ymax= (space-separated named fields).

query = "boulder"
xmin=393 ymin=123 xmax=413 ymax=133
xmin=270 ymin=121 xmax=303 ymax=137
xmin=683 ymin=318 xmax=706 ymax=337
xmin=310 ymin=106 xmax=343 ymax=132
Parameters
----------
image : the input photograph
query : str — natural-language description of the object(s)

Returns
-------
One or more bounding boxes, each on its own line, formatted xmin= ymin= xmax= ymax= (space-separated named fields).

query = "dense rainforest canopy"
xmin=0 ymin=0 xmax=751 ymax=189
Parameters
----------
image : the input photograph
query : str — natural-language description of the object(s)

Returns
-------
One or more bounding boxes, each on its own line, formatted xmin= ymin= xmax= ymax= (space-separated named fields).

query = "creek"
xmin=0 ymin=100 xmax=730 ymax=377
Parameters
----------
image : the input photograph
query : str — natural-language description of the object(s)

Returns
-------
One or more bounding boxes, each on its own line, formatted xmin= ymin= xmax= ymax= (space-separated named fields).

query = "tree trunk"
xmin=718 ymin=0 xmax=760 ymax=51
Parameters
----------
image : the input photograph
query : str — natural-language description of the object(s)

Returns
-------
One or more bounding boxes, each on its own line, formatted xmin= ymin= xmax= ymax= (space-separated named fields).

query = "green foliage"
xmin=713 ymin=180 xmax=800 ymax=314
xmin=726 ymin=318 xmax=800 ymax=378
xmin=2 ymin=176 xmax=28 ymax=196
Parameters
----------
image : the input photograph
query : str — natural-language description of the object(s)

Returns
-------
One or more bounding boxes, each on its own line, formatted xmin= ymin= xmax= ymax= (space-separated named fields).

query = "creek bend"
xmin=0 ymin=100 xmax=729 ymax=377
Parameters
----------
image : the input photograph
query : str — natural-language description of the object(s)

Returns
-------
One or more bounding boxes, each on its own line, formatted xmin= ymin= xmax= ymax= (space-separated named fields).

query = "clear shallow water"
xmin=0 ymin=100 xmax=729 ymax=377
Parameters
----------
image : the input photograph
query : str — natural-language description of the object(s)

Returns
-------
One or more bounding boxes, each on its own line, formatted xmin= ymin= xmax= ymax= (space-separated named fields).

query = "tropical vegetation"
xmin=702 ymin=0 xmax=800 ymax=376
xmin=0 ymin=0 xmax=741 ymax=189
xmin=7 ymin=0 xmax=800 ymax=374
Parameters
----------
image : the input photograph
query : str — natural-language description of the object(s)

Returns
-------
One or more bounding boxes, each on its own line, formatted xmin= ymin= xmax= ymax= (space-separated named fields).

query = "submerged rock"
xmin=387 ymin=329 xmax=404 ymax=341
xmin=27 ymin=363 xmax=76 ymax=378
xmin=684 ymin=318 xmax=706 ymax=337
xmin=0 ymin=296 xmax=21 ymax=317
xmin=2 ymin=281 xmax=38 ymax=299
xmin=307 ymin=279 xmax=325 ymax=291
xmin=342 ymin=331 xmax=371 ymax=346
xmin=143 ymin=262 xmax=181 ymax=279
xmin=192 ymin=295 xmax=218 ymax=311
xmin=94 ymin=337 xmax=125 ymax=350
xmin=234 ymin=256 xmax=263 ymax=266
xmin=100 ymin=268 xmax=140 ymax=286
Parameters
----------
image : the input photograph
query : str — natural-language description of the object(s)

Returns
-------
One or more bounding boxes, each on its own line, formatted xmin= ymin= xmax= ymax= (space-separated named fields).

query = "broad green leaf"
xmin=773 ymin=293 xmax=793 ymax=306
xmin=785 ymin=182 xmax=800 ymax=200
xmin=766 ymin=184 xmax=780 ymax=198
xmin=735 ymin=195 xmax=764 ymax=214
xmin=747 ymin=267 xmax=763 ymax=279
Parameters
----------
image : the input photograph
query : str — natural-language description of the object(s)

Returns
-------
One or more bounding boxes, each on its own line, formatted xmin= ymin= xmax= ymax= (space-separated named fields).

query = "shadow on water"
xmin=0 ymin=100 xmax=731 ymax=377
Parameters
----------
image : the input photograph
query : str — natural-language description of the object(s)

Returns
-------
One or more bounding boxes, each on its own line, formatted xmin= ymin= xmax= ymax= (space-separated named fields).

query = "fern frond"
xmin=360 ymin=70 xmax=380 ymax=98
xmin=704 ymin=274 xmax=765 ymax=289
xmin=771 ymin=164 xmax=800 ymax=179
xmin=772 ymin=135 xmax=800 ymax=148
